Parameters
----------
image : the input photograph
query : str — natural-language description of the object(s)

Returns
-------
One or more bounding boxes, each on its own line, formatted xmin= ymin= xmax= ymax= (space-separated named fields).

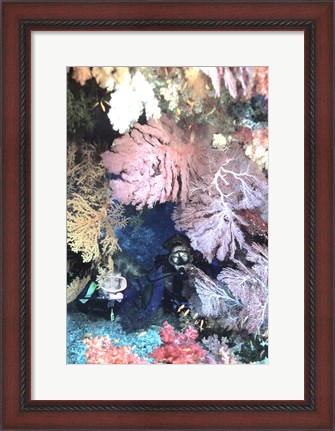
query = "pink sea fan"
xmin=102 ymin=115 xmax=209 ymax=209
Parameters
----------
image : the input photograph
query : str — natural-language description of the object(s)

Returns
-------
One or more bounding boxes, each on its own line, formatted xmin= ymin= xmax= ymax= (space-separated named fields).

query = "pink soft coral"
xmin=150 ymin=321 xmax=207 ymax=364
xmin=83 ymin=335 xmax=148 ymax=364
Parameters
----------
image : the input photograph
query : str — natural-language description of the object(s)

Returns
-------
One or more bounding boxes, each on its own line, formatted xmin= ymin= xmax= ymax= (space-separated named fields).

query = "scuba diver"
xmin=73 ymin=235 xmax=201 ymax=330
xmin=114 ymin=235 xmax=196 ymax=330
xmin=72 ymin=251 xmax=145 ymax=321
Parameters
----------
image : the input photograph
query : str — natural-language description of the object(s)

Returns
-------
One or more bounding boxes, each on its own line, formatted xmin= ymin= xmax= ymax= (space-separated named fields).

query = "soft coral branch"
xmin=83 ymin=335 xmax=148 ymax=364
xmin=200 ymin=66 xmax=267 ymax=100
xmin=150 ymin=321 xmax=207 ymax=364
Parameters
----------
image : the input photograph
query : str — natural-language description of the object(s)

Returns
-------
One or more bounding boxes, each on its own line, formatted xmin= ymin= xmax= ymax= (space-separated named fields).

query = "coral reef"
xmin=67 ymin=194 xmax=123 ymax=263
xmin=218 ymin=243 xmax=268 ymax=334
xmin=211 ymin=133 xmax=228 ymax=149
xmin=67 ymin=73 xmax=116 ymax=142
xmin=67 ymin=88 xmax=95 ymax=138
xmin=200 ymin=66 xmax=268 ymax=101
xmin=255 ymin=67 xmax=268 ymax=97
xmin=202 ymin=334 xmax=237 ymax=364
xmin=233 ymin=126 xmax=268 ymax=171
xmin=150 ymin=321 xmax=207 ymax=364
xmin=140 ymin=67 xmax=233 ymax=131
xmin=107 ymin=71 xmax=161 ymax=133
xmin=172 ymin=143 xmax=268 ymax=262
xmin=236 ymin=208 xmax=268 ymax=239
xmin=67 ymin=65 xmax=269 ymax=365
xmin=232 ymin=332 xmax=268 ymax=364
xmin=185 ymin=264 xmax=242 ymax=330
xmin=180 ymin=244 xmax=268 ymax=334
xmin=67 ymin=312 xmax=162 ymax=364
xmin=67 ymin=142 xmax=128 ymax=288
xmin=102 ymin=115 xmax=212 ymax=209
xmin=67 ymin=275 xmax=90 ymax=304
xmin=72 ymin=67 xmax=92 ymax=86
xmin=83 ymin=335 xmax=148 ymax=364
xmin=71 ymin=66 xmax=131 ymax=92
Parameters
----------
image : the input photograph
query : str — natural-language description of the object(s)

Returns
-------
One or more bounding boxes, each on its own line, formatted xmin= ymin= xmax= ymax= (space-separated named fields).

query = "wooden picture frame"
xmin=2 ymin=1 xmax=333 ymax=429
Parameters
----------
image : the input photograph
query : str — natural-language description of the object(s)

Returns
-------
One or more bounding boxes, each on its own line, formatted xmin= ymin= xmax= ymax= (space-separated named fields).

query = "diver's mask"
xmin=99 ymin=274 xmax=127 ymax=302
xmin=168 ymin=250 xmax=192 ymax=267
xmin=168 ymin=249 xmax=192 ymax=279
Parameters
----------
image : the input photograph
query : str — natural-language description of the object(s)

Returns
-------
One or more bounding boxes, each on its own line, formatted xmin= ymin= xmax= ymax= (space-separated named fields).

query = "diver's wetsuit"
xmin=118 ymin=260 xmax=187 ymax=314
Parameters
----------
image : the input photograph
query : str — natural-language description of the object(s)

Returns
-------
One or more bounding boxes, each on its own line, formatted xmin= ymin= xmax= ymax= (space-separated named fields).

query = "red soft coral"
xmin=83 ymin=335 xmax=148 ymax=364
xmin=151 ymin=321 xmax=207 ymax=364
xmin=255 ymin=67 xmax=268 ymax=97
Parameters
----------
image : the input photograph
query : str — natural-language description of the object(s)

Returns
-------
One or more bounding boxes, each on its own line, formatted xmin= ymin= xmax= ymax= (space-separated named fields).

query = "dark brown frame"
xmin=1 ymin=1 xmax=333 ymax=430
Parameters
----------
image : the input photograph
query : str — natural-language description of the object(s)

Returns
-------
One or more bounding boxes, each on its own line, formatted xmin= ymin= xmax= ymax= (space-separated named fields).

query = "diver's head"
xmin=99 ymin=272 xmax=127 ymax=302
xmin=163 ymin=234 xmax=192 ymax=252
xmin=168 ymin=244 xmax=193 ymax=276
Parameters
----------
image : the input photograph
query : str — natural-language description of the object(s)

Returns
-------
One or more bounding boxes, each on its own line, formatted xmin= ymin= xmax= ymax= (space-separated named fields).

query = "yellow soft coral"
xmin=184 ymin=67 xmax=207 ymax=100
xmin=67 ymin=195 xmax=127 ymax=263
xmin=67 ymin=275 xmax=91 ymax=304
xmin=67 ymin=141 xmax=128 ymax=267
xmin=72 ymin=67 xmax=92 ymax=86
xmin=67 ymin=194 xmax=104 ymax=262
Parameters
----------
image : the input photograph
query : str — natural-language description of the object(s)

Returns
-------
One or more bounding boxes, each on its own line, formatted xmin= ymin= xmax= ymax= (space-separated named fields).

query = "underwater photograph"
xmin=66 ymin=66 xmax=268 ymax=365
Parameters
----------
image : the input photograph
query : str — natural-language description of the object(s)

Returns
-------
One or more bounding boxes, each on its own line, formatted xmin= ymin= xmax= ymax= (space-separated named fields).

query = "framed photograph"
xmin=2 ymin=1 xmax=333 ymax=430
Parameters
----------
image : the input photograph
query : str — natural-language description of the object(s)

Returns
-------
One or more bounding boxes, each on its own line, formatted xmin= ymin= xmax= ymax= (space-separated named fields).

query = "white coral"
xmin=211 ymin=133 xmax=228 ymax=149
xmin=108 ymin=71 xmax=161 ymax=133
xmin=160 ymin=83 xmax=180 ymax=111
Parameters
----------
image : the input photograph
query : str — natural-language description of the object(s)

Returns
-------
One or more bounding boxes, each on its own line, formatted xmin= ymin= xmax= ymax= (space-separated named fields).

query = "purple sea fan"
xmin=217 ymin=243 xmax=268 ymax=334
xmin=186 ymin=264 xmax=242 ymax=326
xmin=172 ymin=144 xmax=268 ymax=262
xmin=211 ymin=144 xmax=268 ymax=212
xmin=172 ymin=175 xmax=245 ymax=262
